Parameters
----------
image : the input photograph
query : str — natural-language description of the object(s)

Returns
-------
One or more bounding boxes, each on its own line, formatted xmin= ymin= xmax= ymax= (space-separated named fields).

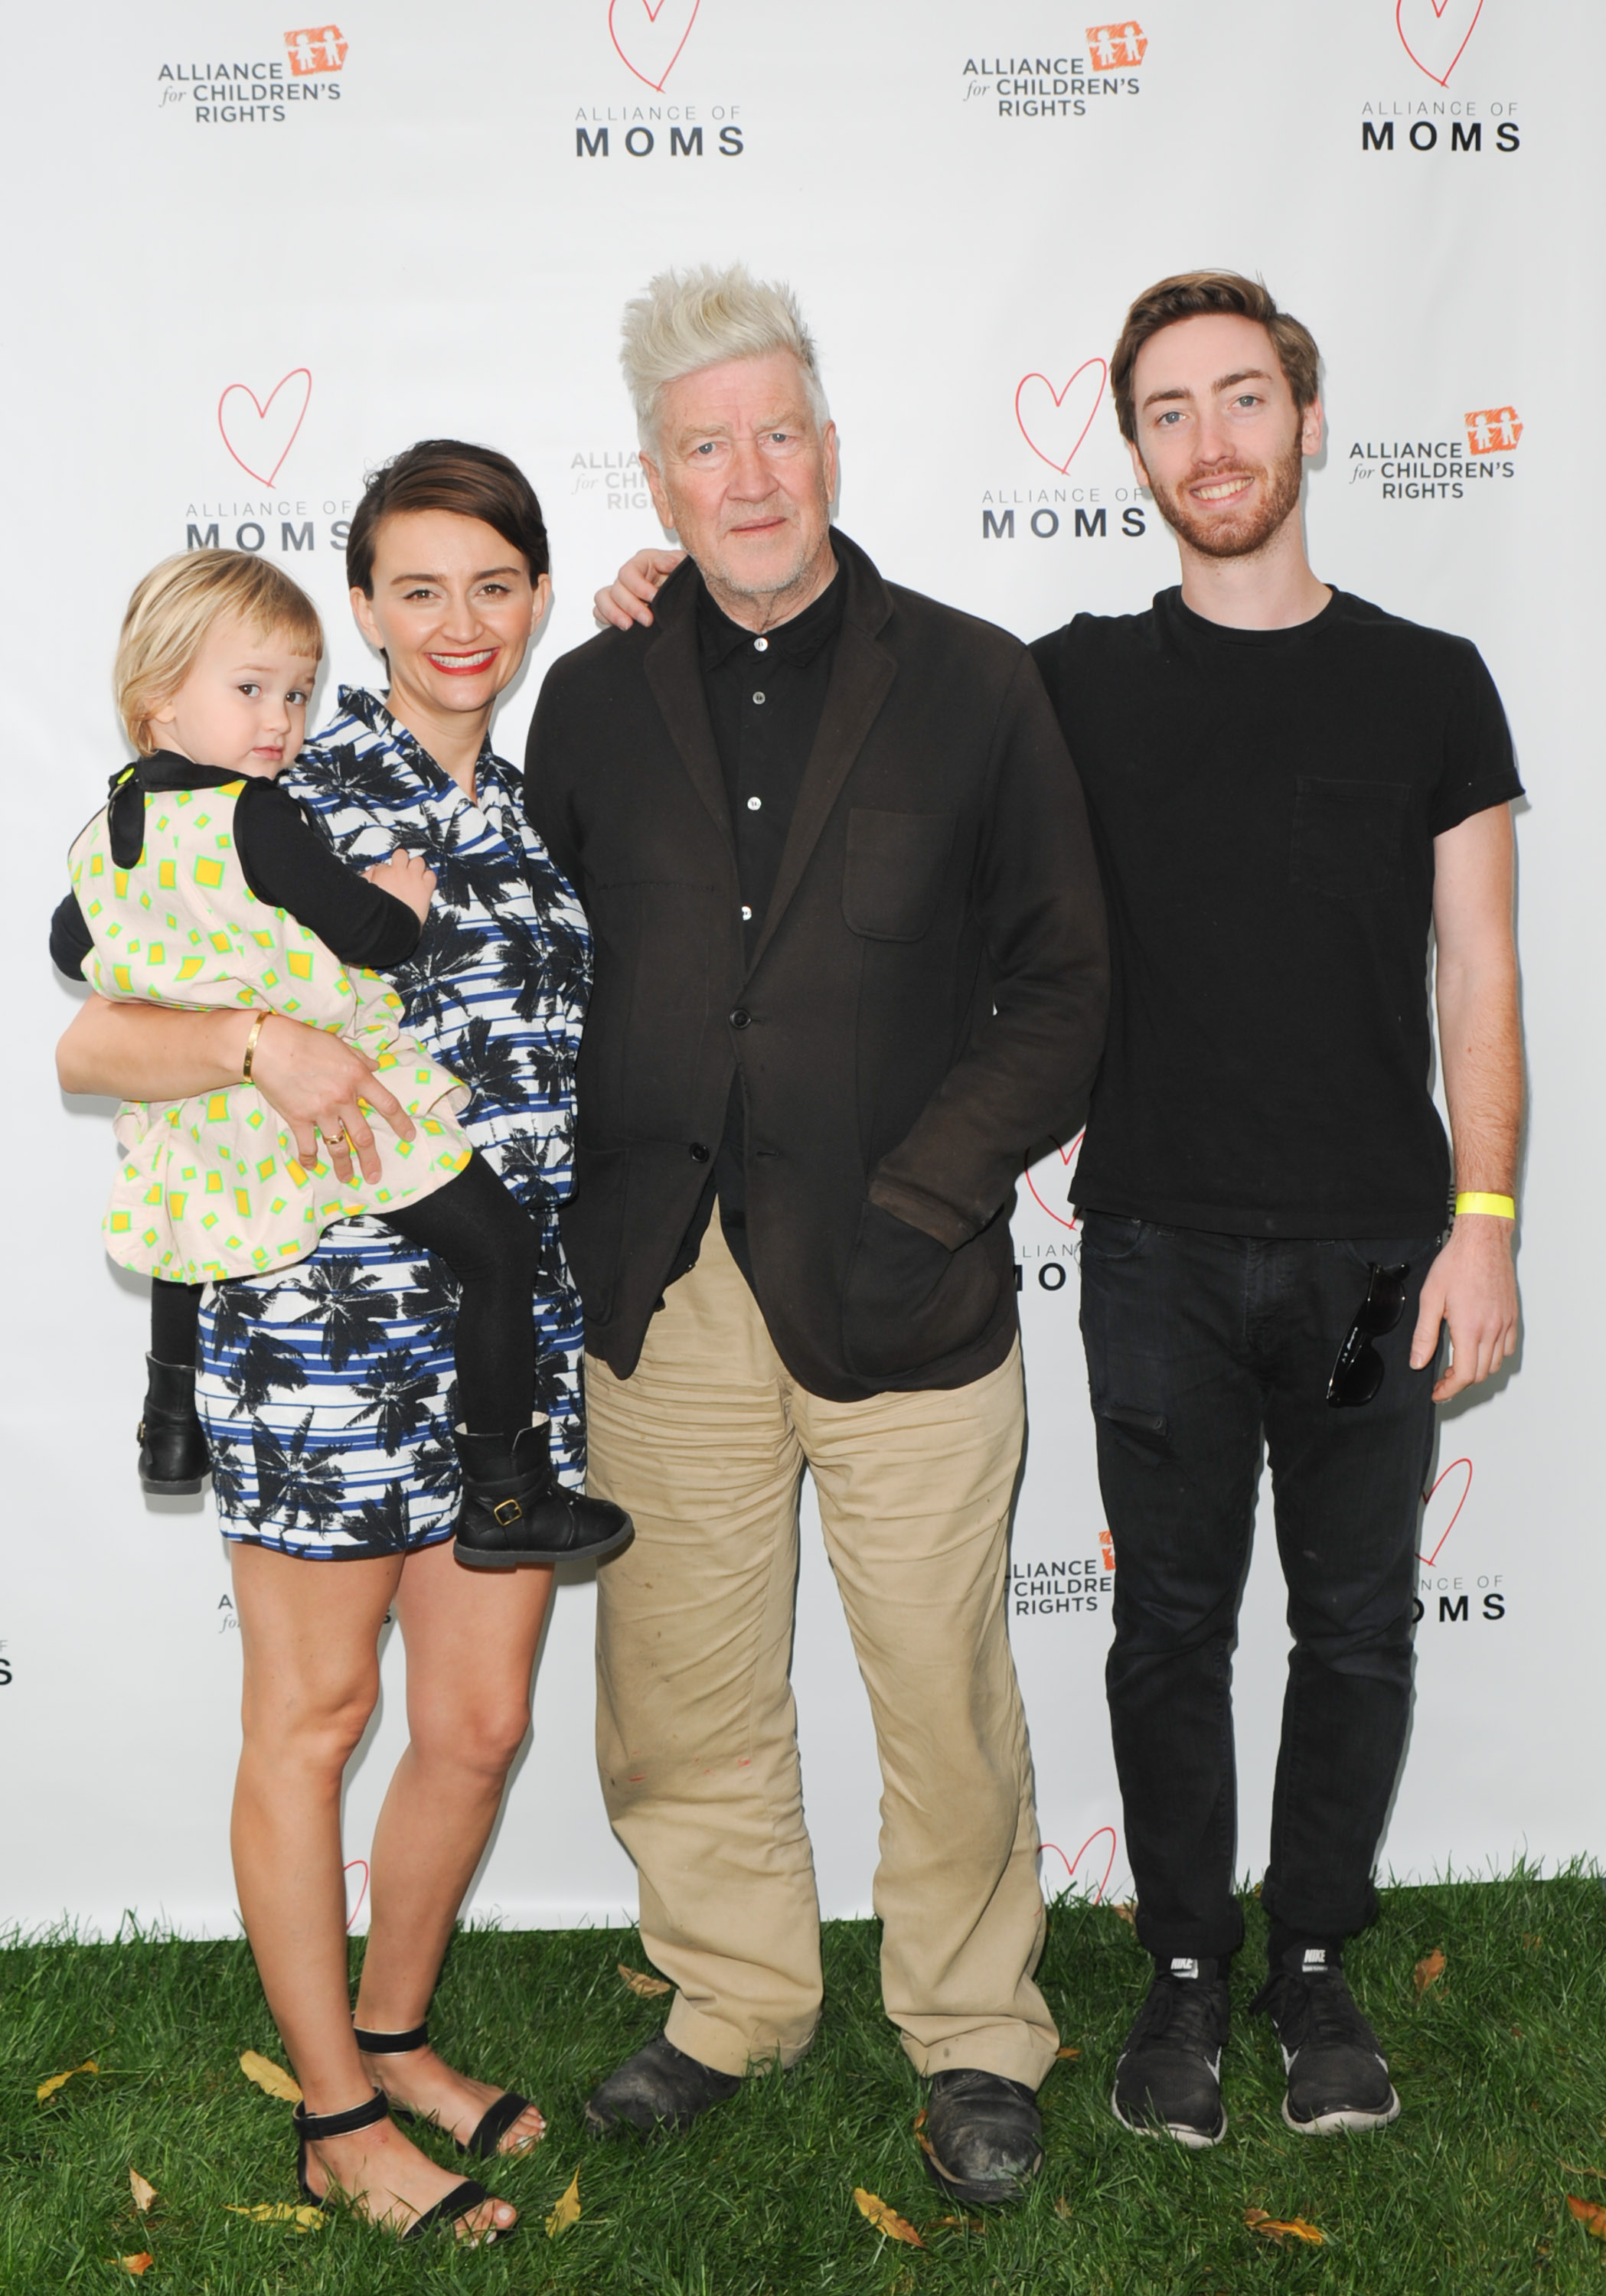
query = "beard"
xmin=1148 ymin=432 xmax=1306 ymax=559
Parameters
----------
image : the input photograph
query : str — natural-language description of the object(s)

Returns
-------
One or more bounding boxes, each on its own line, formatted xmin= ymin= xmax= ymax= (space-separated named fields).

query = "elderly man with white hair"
xmin=526 ymin=265 xmax=1108 ymax=2205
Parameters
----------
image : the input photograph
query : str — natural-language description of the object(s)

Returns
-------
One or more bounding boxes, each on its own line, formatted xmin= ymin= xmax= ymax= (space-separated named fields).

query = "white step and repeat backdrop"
xmin=5 ymin=2 xmax=1601 ymax=1936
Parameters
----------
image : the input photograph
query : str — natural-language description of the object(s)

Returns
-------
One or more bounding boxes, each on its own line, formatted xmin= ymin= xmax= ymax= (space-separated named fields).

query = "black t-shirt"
xmin=1030 ymin=587 xmax=1523 ymax=1236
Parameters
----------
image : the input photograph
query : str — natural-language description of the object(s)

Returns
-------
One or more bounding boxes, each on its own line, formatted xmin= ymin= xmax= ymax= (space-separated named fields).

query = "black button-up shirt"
xmin=673 ymin=562 xmax=846 ymax=1292
xmin=697 ymin=562 xmax=846 ymax=962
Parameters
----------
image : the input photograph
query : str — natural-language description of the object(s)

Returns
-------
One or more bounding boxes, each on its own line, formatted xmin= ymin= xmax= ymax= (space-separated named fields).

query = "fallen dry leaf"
xmin=546 ymin=2167 xmax=581 ymax=2239
xmin=129 ymin=2170 xmax=157 ymax=2214
xmin=1055 ymin=2046 xmax=1081 ymax=2060
xmin=239 ymin=2050 xmax=303 ymax=2103
xmin=854 ymin=2190 xmax=926 ymax=2248
xmin=1054 ymin=2195 xmax=1073 ymax=2221
xmin=1115 ymin=1902 xmax=1138 ymax=1929
xmin=617 ymin=1962 xmax=672 ymax=1998
xmin=225 ymin=2203 xmax=326 ymax=2231
xmin=36 ymin=2060 xmax=97 ymax=2102
xmin=1523 ymin=1932 xmax=1543 ymax=1949
xmin=117 ymin=2258 xmax=153 ymax=2278
xmin=929 ymin=2213 xmax=984 ymax=2232
xmin=1568 ymin=2197 xmax=1606 ymax=2241
xmin=1562 ymin=2163 xmax=1606 ymax=2183
xmin=1414 ymin=1947 xmax=1448 ymax=1995
xmin=1245 ymin=2207 xmax=1326 ymax=2245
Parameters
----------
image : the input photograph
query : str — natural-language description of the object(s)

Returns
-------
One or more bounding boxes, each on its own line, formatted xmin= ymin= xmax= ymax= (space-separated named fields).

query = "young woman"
xmin=57 ymin=441 xmax=601 ymax=2244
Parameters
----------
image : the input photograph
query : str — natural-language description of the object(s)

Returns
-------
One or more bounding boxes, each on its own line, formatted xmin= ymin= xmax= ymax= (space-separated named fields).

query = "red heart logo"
xmin=609 ymin=0 xmax=700 ymax=90
xmin=1396 ymin=0 xmax=1484 ymax=86
xmin=1417 ymin=1455 xmax=1471 ymax=1567
xmin=1040 ymin=1827 xmax=1118 ymax=1905
xmin=343 ymin=1857 xmax=369 ymax=1932
xmin=1016 ymin=359 xmax=1108 ymax=475
xmin=1023 ymin=1130 xmax=1084 ymax=1233
xmin=217 ymin=369 xmax=312 ymax=485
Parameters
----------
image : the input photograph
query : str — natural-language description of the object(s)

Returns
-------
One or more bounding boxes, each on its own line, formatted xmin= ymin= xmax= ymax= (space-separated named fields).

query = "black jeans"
xmin=1077 ymin=1213 xmax=1442 ymax=1962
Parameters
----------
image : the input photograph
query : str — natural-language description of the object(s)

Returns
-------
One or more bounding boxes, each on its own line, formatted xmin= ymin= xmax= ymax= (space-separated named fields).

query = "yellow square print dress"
xmin=69 ymin=754 xmax=472 ymax=1283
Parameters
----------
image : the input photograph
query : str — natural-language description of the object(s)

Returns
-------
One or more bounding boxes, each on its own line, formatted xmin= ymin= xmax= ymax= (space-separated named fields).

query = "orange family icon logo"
xmin=1085 ymin=21 xmax=1147 ymax=68
xmin=284 ymin=25 xmax=347 ymax=76
xmin=1464 ymin=405 xmax=1521 ymax=454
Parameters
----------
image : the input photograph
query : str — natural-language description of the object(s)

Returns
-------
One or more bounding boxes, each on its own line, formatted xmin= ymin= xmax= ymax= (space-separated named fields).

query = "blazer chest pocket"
xmin=842 ymin=808 xmax=956 ymax=941
xmin=1291 ymin=778 xmax=1410 ymax=900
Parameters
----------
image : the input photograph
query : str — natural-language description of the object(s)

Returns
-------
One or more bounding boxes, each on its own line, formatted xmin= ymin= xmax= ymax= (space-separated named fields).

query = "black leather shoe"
xmin=584 ymin=2033 xmax=742 ymax=2136
xmin=452 ymin=1424 xmax=634 ymax=1569
xmin=921 ymin=2069 xmax=1043 ymax=2207
xmin=138 ymin=1355 xmax=209 ymax=1494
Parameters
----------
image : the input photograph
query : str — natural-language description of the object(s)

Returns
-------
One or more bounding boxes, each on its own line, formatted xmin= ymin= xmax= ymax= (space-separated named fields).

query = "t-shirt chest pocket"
xmin=1291 ymin=778 xmax=1411 ymax=900
xmin=842 ymin=808 xmax=957 ymax=941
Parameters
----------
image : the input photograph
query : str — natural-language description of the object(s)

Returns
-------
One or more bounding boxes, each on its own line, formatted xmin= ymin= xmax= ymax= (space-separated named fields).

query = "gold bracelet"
xmin=240 ymin=1011 xmax=269 ymax=1084
xmin=1454 ymin=1191 xmax=1515 ymax=1220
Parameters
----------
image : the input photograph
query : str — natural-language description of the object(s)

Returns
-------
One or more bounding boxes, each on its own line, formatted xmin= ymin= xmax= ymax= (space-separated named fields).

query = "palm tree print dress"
xmin=195 ymin=687 xmax=589 ymax=1557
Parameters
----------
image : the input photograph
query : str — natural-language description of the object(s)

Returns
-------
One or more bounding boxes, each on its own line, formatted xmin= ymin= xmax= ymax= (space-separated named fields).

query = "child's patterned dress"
xmin=70 ymin=766 xmax=470 ymax=1283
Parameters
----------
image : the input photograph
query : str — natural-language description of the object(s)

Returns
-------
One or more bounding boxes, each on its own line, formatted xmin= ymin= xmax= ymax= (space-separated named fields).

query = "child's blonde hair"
xmin=115 ymin=550 xmax=324 ymax=755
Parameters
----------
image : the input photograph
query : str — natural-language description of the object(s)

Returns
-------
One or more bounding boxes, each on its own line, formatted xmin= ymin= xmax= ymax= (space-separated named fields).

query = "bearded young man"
xmin=596 ymin=269 xmax=1524 ymax=2152
xmin=532 ymin=265 xmax=1108 ymax=2206
xmin=1024 ymin=271 xmax=1523 ymax=2148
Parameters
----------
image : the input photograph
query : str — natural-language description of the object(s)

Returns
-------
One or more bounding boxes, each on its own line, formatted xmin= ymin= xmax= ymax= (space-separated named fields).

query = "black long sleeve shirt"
xmin=51 ymin=750 xmax=420 ymax=980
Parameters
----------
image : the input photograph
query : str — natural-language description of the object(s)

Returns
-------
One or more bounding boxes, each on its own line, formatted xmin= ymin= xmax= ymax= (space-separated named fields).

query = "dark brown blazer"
xmin=526 ymin=529 xmax=1108 ymax=1401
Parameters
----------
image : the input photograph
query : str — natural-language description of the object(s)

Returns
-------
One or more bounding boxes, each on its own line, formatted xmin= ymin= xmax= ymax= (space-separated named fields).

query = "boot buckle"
xmin=492 ymin=1497 xmax=524 ymax=1527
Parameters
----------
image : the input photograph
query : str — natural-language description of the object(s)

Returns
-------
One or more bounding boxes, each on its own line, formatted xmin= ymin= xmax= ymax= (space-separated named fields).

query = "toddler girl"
xmin=52 ymin=550 xmax=628 ymax=1568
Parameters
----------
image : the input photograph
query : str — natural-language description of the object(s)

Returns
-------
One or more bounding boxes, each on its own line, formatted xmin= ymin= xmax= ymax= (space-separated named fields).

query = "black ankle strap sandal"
xmin=295 ymin=2087 xmax=391 ymax=2148
xmin=354 ymin=2021 xmax=539 ymax=2161
xmin=294 ymin=2083 xmax=503 ymax=2241
xmin=352 ymin=2022 xmax=429 ymax=2054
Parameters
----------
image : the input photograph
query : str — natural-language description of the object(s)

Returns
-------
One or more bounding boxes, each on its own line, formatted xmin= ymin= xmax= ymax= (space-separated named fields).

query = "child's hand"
xmin=364 ymin=849 xmax=436 ymax=922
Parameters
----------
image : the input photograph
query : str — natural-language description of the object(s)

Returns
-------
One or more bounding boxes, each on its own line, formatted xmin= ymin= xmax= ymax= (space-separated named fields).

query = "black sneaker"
xmin=1111 ymin=1956 xmax=1229 ymax=2148
xmin=1251 ymin=1945 xmax=1401 ymax=2135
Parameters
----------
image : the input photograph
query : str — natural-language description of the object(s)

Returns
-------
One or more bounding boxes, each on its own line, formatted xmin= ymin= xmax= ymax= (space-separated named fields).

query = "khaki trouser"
xmin=584 ymin=1212 xmax=1058 ymax=2086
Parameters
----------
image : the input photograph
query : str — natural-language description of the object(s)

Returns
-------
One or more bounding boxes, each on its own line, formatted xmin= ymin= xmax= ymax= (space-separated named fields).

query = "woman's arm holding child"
xmin=55 ymin=999 xmax=413 ymax=1186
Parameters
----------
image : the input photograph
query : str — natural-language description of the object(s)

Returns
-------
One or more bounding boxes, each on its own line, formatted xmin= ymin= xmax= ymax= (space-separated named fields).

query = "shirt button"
xmin=746 ymin=795 xmax=762 ymax=811
xmin=754 ymin=637 xmax=769 ymax=652
xmin=741 ymin=905 xmax=752 ymax=921
xmin=730 ymin=1007 xmax=751 ymax=1029
xmin=689 ymin=1141 xmax=710 ymax=1163
xmin=752 ymin=691 xmax=765 ymax=705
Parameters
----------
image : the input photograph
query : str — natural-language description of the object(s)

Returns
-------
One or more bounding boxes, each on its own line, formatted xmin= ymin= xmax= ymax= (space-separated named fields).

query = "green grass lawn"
xmin=3 ymin=1869 xmax=1604 ymax=2294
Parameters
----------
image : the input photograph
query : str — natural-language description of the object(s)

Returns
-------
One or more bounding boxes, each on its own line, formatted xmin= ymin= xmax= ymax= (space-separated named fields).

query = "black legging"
xmin=152 ymin=1152 xmax=540 ymax=1437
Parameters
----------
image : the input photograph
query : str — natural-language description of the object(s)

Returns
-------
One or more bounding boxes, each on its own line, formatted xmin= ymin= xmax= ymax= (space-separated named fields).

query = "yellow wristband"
xmin=241 ymin=1010 xmax=269 ymax=1084
xmin=1454 ymin=1191 xmax=1515 ymax=1220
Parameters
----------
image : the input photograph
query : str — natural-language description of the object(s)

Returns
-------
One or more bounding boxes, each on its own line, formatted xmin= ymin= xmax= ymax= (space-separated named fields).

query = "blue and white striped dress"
xmin=196 ymin=687 xmax=589 ymax=1558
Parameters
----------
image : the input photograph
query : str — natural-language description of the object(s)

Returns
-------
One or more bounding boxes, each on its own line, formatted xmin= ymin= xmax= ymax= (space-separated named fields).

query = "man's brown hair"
xmin=1110 ymin=272 xmax=1320 ymax=445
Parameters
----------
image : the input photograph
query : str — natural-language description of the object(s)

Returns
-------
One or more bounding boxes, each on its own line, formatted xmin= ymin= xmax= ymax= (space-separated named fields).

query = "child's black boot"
xmin=452 ymin=1422 xmax=634 ymax=1569
xmin=138 ymin=1356 xmax=210 ymax=1494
